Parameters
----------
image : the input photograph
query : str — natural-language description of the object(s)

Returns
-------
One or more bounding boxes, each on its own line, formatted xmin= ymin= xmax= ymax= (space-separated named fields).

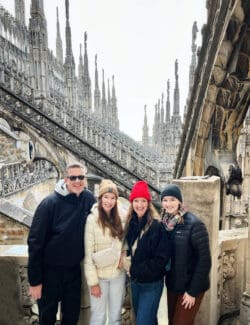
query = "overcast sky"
xmin=0 ymin=0 xmax=207 ymax=140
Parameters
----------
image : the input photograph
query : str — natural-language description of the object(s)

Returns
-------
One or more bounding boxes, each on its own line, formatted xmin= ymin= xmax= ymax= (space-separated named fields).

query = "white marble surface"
xmin=158 ymin=286 xmax=168 ymax=325
xmin=0 ymin=244 xmax=28 ymax=256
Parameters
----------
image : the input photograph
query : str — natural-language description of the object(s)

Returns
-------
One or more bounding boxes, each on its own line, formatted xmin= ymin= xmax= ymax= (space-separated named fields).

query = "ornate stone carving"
xmin=0 ymin=160 xmax=58 ymax=197
xmin=225 ymin=164 xmax=243 ymax=198
xmin=222 ymin=250 xmax=236 ymax=310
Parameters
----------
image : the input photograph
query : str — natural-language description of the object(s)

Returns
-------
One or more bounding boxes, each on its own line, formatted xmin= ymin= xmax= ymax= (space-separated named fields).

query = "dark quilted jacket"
xmin=126 ymin=213 xmax=172 ymax=283
xmin=165 ymin=211 xmax=211 ymax=297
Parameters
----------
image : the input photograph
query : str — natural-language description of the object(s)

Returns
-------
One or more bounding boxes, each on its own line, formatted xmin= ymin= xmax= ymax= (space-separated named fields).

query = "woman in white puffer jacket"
xmin=84 ymin=179 xmax=127 ymax=325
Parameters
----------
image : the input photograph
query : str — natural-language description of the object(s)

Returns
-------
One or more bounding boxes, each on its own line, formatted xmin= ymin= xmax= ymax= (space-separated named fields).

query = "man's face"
xmin=64 ymin=167 xmax=86 ymax=196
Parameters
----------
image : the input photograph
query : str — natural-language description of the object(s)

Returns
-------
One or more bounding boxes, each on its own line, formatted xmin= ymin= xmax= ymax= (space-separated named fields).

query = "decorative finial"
xmin=192 ymin=21 xmax=198 ymax=44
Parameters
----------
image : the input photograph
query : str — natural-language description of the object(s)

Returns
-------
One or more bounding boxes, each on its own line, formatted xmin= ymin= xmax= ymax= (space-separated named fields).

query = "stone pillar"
xmin=174 ymin=176 xmax=220 ymax=325
xmin=240 ymin=199 xmax=250 ymax=324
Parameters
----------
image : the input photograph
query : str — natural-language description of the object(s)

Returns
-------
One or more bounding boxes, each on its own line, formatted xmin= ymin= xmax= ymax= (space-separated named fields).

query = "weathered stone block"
xmin=0 ymin=257 xmax=24 ymax=325
xmin=219 ymin=229 xmax=247 ymax=317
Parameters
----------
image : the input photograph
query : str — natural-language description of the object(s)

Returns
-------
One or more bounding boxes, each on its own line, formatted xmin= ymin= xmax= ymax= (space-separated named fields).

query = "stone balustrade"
xmin=0 ymin=160 xmax=58 ymax=197
xmin=0 ymin=85 xmax=164 ymax=194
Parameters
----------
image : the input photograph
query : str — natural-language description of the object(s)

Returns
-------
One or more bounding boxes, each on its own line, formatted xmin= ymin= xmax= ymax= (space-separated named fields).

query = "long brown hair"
xmin=98 ymin=197 xmax=124 ymax=240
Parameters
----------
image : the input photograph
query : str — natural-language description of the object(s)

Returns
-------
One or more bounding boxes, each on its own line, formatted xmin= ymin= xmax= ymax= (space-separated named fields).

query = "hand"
xmin=118 ymin=251 xmax=127 ymax=269
xmin=90 ymin=284 xmax=102 ymax=298
xmin=122 ymin=255 xmax=131 ymax=275
xmin=29 ymin=284 xmax=42 ymax=300
xmin=181 ymin=292 xmax=195 ymax=309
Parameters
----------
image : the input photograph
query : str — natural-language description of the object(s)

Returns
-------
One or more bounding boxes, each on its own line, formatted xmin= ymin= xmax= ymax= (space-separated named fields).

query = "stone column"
xmin=240 ymin=199 xmax=250 ymax=324
xmin=174 ymin=176 xmax=220 ymax=325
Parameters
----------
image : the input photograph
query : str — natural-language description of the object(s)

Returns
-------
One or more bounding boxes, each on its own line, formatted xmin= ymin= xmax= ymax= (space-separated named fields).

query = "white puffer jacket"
xmin=84 ymin=201 xmax=127 ymax=286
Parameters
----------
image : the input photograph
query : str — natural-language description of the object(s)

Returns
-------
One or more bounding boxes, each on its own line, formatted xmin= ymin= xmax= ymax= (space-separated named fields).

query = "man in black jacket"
xmin=27 ymin=162 xmax=96 ymax=325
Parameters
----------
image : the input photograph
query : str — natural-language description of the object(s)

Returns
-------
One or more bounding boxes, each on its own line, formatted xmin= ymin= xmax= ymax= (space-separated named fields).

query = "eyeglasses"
xmin=67 ymin=175 xmax=85 ymax=181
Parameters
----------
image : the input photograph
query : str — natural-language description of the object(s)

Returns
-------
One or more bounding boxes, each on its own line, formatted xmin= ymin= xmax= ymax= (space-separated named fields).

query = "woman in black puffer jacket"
xmin=161 ymin=184 xmax=211 ymax=325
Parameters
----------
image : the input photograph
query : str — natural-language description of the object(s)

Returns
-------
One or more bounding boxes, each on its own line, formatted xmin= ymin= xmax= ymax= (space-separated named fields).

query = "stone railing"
xmin=0 ymin=160 xmax=58 ymax=197
xmin=1 ymin=64 xmax=159 ymax=162
xmin=0 ymin=84 xmax=162 ymax=194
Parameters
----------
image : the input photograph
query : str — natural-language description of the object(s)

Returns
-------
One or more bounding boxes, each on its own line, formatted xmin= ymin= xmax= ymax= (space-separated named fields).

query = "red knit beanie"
xmin=129 ymin=180 xmax=151 ymax=202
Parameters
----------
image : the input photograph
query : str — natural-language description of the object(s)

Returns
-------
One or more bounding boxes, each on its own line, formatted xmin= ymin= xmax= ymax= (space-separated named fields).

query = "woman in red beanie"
xmin=123 ymin=180 xmax=171 ymax=325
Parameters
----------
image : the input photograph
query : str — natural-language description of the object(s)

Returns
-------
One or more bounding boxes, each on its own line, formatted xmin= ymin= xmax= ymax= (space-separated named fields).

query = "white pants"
xmin=89 ymin=272 xmax=126 ymax=325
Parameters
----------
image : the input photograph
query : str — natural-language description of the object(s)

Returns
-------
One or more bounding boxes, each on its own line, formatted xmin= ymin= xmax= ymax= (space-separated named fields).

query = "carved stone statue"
xmin=226 ymin=164 xmax=243 ymax=198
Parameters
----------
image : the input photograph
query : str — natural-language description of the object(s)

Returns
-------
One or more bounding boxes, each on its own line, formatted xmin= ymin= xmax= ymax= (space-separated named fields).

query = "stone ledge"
xmin=0 ymin=244 xmax=28 ymax=265
xmin=0 ymin=199 xmax=33 ymax=227
xmin=219 ymin=227 xmax=248 ymax=242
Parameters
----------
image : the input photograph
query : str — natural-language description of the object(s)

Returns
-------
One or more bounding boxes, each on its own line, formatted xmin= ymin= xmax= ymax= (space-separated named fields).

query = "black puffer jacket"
xmin=28 ymin=184 xmax=96 ymax=286
xmin=126 ymin=212 xmax=172 ymax=283
xmin=165 ymin=212 xmax=211 ymax=297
